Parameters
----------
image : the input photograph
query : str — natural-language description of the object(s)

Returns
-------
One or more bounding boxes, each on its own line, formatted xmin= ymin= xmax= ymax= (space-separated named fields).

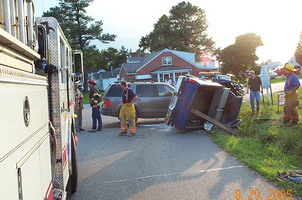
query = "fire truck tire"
xmin=67 ymin=134 xmax=78 ymax=196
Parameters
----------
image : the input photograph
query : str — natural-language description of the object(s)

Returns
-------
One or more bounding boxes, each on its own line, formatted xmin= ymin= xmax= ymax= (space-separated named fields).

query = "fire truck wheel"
xmin=67 ymin=134 xmax=78 ymax=196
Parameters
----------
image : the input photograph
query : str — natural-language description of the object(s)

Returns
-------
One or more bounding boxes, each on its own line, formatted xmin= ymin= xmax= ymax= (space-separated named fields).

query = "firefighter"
xmin=88 ymin=79 xmax=103 ymax=132
xmin=119 ymin=81 xmax=138 ymax=136
xmin=283 ymin=63 xmax=301 ymax=125
xmin=75 ymin=81 xmax=85 ymax=132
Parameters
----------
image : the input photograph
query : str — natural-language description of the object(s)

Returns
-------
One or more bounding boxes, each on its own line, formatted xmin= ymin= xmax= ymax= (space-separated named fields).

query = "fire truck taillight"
xmin=189 ymin=79 xmax=196 ymax=84
xmin=104 ymin=99 xmax=111 ymax=107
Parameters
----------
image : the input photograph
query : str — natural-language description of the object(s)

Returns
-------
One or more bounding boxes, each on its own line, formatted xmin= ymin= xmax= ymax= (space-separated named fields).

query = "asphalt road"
xmin=69 ymin=105 xmax=291 ymax=200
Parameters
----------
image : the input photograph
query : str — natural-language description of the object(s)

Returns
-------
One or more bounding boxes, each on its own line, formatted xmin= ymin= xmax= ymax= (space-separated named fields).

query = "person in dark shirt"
xmin=248 ymin=70 xmax=263 ymax=113
xmin=119 ymin=81 xmax=138 ymax=136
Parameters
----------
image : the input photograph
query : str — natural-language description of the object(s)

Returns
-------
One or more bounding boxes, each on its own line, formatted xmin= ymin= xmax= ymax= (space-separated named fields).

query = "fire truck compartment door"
xmin=17 ymin=136 xmax=52 ymax=200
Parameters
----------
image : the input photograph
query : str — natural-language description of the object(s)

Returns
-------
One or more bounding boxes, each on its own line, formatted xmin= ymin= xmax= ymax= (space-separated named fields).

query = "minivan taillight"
xmin=104 ymin=99 xmax=111 ymax=107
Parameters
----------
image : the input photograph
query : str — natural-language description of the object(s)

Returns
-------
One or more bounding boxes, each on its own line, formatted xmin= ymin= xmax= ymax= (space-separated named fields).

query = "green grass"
xmin=83 ymin=91 xmax=90 ymax=104
xmin=270 ymin=76 xmax=286 ymax=84
xmin=211 ymin=87 xmax=302 ymax=197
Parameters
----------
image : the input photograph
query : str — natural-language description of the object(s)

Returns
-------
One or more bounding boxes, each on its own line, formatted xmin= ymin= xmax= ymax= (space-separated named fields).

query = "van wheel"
xmin=67 ymin=133 xmax=78 ymax=196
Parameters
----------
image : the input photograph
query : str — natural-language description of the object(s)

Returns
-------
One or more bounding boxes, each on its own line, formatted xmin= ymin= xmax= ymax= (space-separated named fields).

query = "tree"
xmin=84 ymin=46 xmax=129 ymax=71
xmin=115 ymin=46 xmax=130 ymax=68
xmin=135 ymin=49 xmax=147 ymax=57
xmin=102 ymin=46 xmax=129 ymax=70
xmin=220 ymin=33 xmax=263 ymax=77
xmin=295 ymin=31 xmax=302 ymax=66
xmin=84 ymin=45 xmax=107 ymax=71
xmin=43 ymin=0 xmax=116 ymax=52
xmin=139 ymin=1 xmax=214 ymax=53
xmin=43 ymin=0 xmax=117 ymax=76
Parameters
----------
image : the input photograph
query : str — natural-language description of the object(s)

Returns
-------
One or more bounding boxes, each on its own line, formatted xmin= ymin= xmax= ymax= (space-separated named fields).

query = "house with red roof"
xmin=119 ymin=48 xmax=218 ymax=83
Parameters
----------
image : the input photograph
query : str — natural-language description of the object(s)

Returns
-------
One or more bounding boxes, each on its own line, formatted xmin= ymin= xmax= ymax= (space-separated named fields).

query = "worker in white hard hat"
xmin=283 ymin=63 xmax=300 ymax=125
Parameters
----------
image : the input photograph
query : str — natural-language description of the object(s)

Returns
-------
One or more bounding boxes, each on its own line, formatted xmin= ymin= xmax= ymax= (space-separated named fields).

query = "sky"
xmin=35 ymin=0 xmax=302 ymax=64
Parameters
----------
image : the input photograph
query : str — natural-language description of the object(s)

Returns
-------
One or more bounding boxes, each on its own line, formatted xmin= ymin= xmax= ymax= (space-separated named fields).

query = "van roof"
xmin=113 ymin=81 xmax=167 ymax=84
xmin=199 ymin=72 xmax=220 ymax=74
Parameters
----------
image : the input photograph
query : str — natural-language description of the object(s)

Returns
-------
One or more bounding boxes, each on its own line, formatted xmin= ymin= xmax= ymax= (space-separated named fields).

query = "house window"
xmin=162 ymin=56 xmax=172 ymax=66
xmin=153 ymin=74 xmax=158 ymax=82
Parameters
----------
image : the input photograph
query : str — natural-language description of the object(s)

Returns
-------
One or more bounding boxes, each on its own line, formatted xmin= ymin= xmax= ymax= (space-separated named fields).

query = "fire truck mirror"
xmin=72 ymin=51 xmax=84 ymax=78
xmin=73 ymin=72 xmax=82 ymax=82
xmin=37 ymin=25 xmax=47 ymax=59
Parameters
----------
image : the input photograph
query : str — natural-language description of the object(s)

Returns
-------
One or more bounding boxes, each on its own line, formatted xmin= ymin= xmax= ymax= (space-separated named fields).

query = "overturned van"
xmin=165 ymin=75 xmax=243 ymax=131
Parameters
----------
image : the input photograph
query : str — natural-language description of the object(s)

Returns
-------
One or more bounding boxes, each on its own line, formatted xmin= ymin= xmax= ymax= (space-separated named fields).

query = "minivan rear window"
xmin=106 ymin=85 xmax=123 ymax=97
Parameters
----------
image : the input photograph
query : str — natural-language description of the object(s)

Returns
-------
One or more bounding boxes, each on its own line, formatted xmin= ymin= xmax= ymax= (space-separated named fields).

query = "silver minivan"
xmin=101 ymin=82 xmax=175 ymax=119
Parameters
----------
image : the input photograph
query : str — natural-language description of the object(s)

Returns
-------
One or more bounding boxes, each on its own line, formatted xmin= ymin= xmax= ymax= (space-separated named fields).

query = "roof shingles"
xmin=122 ymin=50 xmax=163 ymax=74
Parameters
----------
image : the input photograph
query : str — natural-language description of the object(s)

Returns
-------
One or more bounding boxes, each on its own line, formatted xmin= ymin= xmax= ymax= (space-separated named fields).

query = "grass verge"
xmin=83 ymin=91 xmax=90 ymax=104
xmin=211 ymin=87 xmax=302 ymax=197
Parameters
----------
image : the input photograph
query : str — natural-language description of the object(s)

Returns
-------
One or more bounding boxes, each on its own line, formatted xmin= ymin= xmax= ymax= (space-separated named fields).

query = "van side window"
xmin=157 ymin=85 xmax=173 ymax=97
xmin=136 ymin=85 xmax=157 ymax=97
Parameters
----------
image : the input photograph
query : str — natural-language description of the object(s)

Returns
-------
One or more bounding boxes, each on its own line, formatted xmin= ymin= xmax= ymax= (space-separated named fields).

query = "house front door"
xmin=163 ymin=73 xmax=170 ymax=82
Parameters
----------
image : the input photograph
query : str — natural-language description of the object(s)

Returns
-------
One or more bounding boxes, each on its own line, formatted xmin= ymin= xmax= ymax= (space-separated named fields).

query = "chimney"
xmin=130 ymin=52 xmax=138 ymax=57
xmin=195 ymin=51 xmax=202 ymax=63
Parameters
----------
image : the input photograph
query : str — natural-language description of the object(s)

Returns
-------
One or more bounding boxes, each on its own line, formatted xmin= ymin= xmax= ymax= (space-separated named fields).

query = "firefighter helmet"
xmin=284 ymin=63 xmax=296 ymax=72
xmin=88 ymin=79 xmax=96 ymax=85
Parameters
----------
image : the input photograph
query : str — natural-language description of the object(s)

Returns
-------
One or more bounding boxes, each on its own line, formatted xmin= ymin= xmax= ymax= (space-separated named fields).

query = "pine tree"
xmin=43 ymin=0 xmax=116 ymax=52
